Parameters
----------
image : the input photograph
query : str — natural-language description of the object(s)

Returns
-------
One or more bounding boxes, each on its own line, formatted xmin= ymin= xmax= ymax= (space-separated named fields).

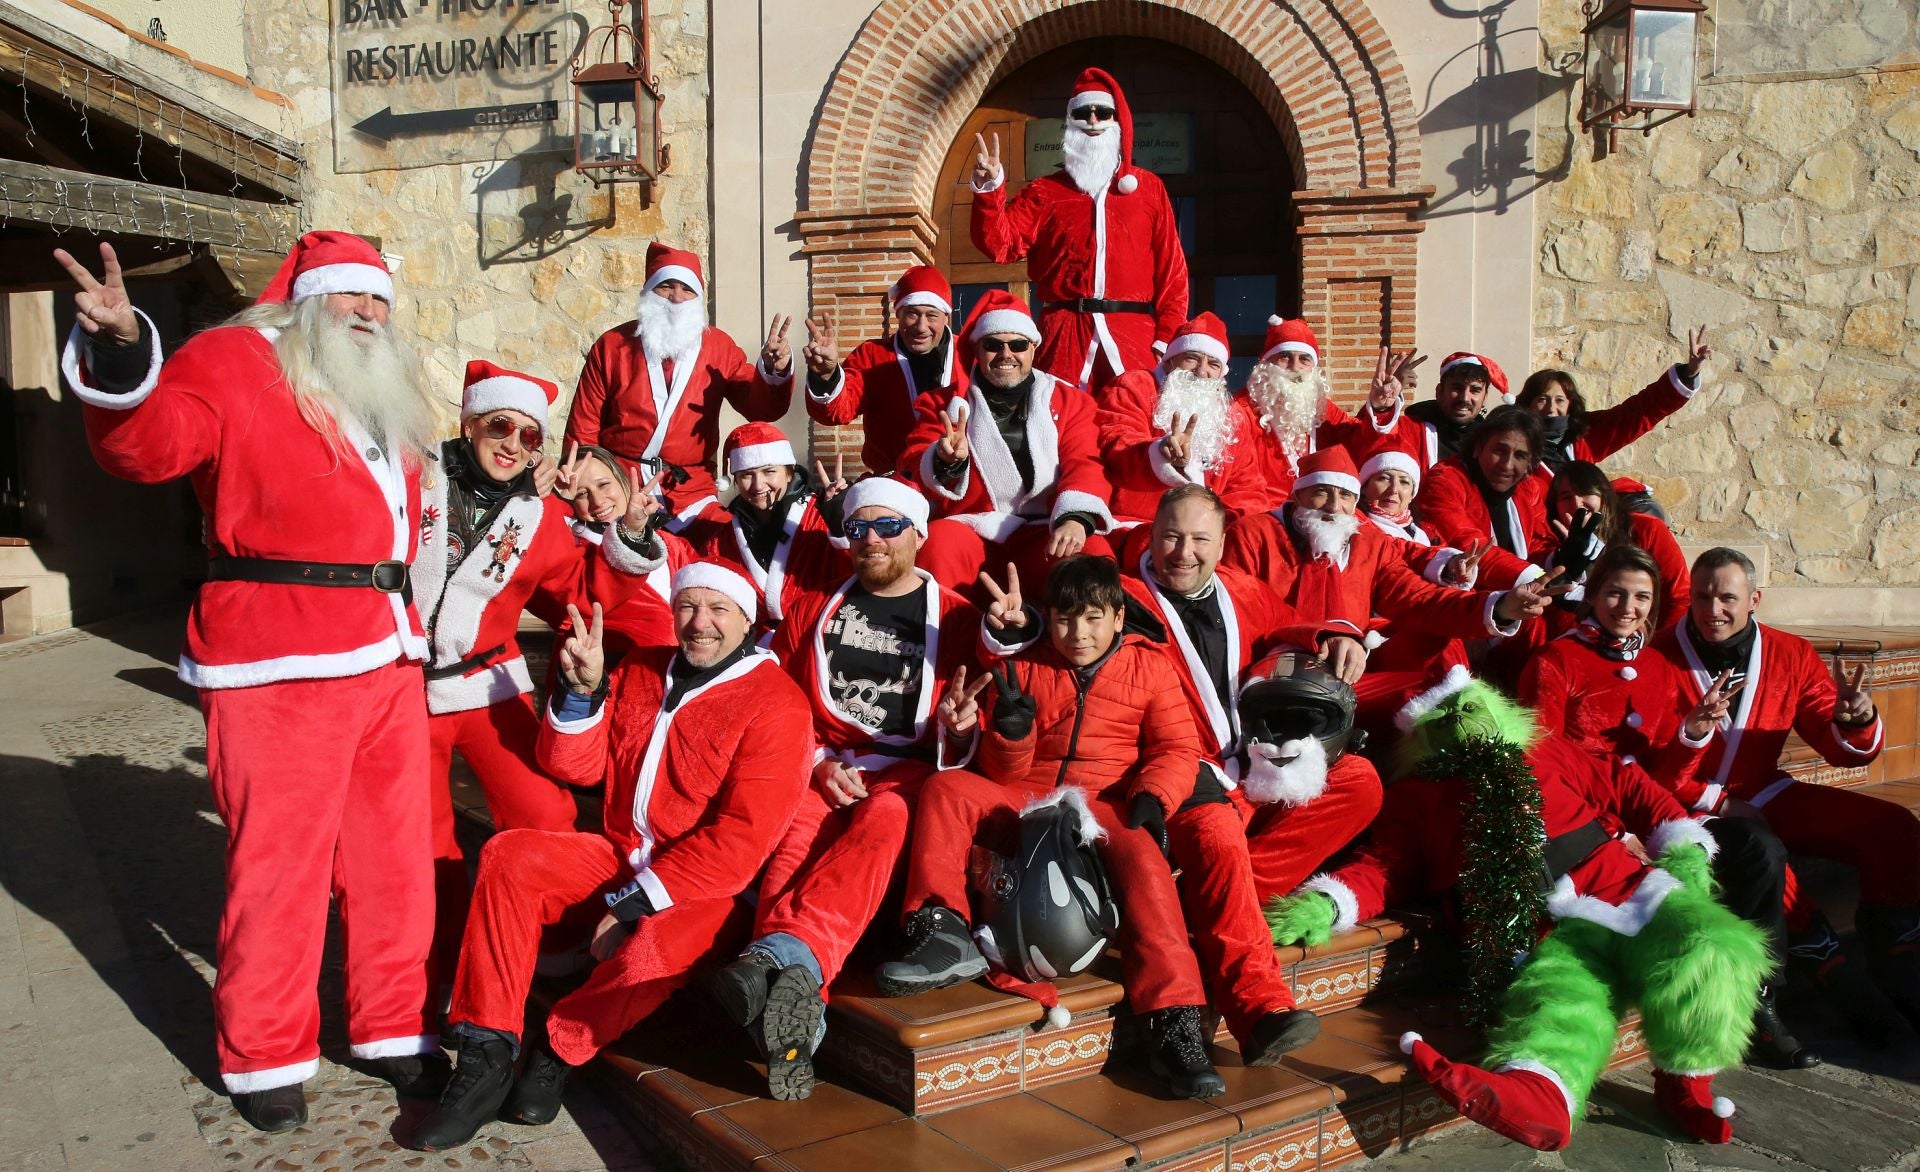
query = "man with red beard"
xmin=802 ymin=266 xmax=965 ymax=476
xmin=969 ymin=68 xmax=1187 ymax=389
xmin=1095 ymin=312 xmax=1266 ymax=532
xmin=564 ymin=242 xmax=796 ymax=526
xmin=1238 ymin=318 xmax=1409 ymax=506
xmin=55 ymin=234 xmax=443 ymax=1131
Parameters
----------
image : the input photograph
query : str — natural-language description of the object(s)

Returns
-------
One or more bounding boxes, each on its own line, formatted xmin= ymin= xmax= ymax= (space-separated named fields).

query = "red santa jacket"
xmin=538 ymin=645 xmax=813 ymax=906
xmin=65 ymin=317 xmax=426 ymax=688
xmin=416 ymin=478 xmax=584 ymax=714
xmin=1517 ymin=628 xmax=1706 ymax=788
xmin=979 ymin=634 xmax=1202 ymax=815
xmin=1094 ymin=369 xmax=1267 ymax=521
xmin=807 ymin=336 xmax=965 ymax=477
xmin=1652 ymin=622 xmax=1883 ymax=812
xmin=1532 ymin=366 xmax=1697 ymax=482
xmin=683 ymin=494 xmax=846 ymax=626
xmin=1232 ymin=398 xmax=1384 ymax=509
xmin=900 ymin=374 xmax=1116 ymax=541
xmin=1530 ymin=512 xmax=1690 ymax=643
xmin=1221 ymin=506 xmax=1516 ymax=642
xmin=571 ymin=521 xmax=674 ymax=656
xmin=1305 ymin=737 xmax=1708 ymax=938
xmin=563 ymin=323 xmax=793 ymax=516
xmin=1414 ymin=457 xmax=1552 ymax=588
xmin=970 ymin=169 xmax=1188 ymax=383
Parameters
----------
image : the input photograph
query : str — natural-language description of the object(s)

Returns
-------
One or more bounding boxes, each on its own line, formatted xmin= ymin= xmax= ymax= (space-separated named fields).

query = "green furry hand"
xmin=1654 ymin=841 xmax=1717 ymax=893
xmin=1266 ymin=891 xmax=1337 ymax=946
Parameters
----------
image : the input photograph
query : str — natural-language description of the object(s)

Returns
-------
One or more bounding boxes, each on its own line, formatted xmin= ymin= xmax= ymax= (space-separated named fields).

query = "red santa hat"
xmin=461 ymin=359 xmax=558 ymax=426
xmin=1067 ymin=67 xmax=1139 ymax=196
xmin=1438 ymin=351 xmax=1510 ymax=397
xmin=958 ymin=288 xmax=1041 ymax=372
xmin=890 ymin=266 xmax=952 ymax=316
xmin=1359 ymin=448 xmax=1422 ymax=490
xmin=1160 ymin=312 xmax=1231 ymax=369
xmin=1260 ymin=317 xmax=1319 ymax=365
xmin=1291 ymin=447 xmax=1361 ymax=497
xmin=642 ymin=241 xmax=704 ymax=299
xmin=1394 ymin=663 xmax=1475 ymax=732
xmin=256 ymin=231 xmax=395 ymax=306
xmin=722 ymin=421 xmax=797 ymax=475
xmin=670 ymin=562 xmax=758 ymax=624
xmin=841 ymin=476 xmax=931 ymax=537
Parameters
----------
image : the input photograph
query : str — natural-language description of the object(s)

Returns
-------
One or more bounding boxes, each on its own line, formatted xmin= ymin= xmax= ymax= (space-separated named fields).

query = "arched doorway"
xmin=932 ymin=38 xmax=1298 ymax=383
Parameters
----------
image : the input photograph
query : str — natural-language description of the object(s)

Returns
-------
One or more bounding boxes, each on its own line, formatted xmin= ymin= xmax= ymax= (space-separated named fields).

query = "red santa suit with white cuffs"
xmin=805 ymin=266 xmax=967 ymax=477
xmin=61 ymin=231 xmax=436 ymax=1093
xmin=1233 ymin=318 xmax=1388 ymax=507
xmin=1342 ymin=350 xmax=1511 ymax=473
xmin=1532 ymin=365 xmax=1699 ymax=483
xmin=563 ymin=243 xmax=793 ymax=525
xmin=970 ymin=68 xmax=1189 ymax=389
xmin=1653 ymin=621 xmax=1920 ymax=908
xmin=448 ymin=564 xmax=813 ymax=1067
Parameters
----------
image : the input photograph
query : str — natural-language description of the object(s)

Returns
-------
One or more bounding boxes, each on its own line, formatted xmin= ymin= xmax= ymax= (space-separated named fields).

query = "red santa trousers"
xmin=902 ymin=769 xmax=1208 ymax=1013
xmin=427 ymin=695 xmax=580 ymax=984
xmin=1760 ymin=780 xmax=1920 ymax=907
xmin=200 ymin=659 xmax=435 ymax=1092
xmin=1242 ymin=754 xmax=1385 ymax=904
xmin=918 ymin=519 xmax=1117 ymax=606
xmin=755 ymin=764 xmax=929 ymax=992
xmin=448 ymin=828 xmax=753 ymax=1066
xmin=1166 ymin=800 xmax=1297 ymax=1043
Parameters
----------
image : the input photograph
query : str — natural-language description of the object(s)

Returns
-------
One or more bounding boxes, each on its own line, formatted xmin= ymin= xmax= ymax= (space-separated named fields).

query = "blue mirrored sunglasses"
xmin=845 ymin=516 xmax=915 ymax=540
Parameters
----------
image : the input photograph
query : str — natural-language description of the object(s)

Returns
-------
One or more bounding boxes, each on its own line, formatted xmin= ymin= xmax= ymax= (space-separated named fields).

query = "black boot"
xmin=409 ymin=1030 xmax=516 ymax=1151
xmin=360 ymin=1051 xmax=452 ymax=1098
xmin=1147 ymin=1005 xmax=1226 ymax=1099
xmin=1747 ymin=984 xmax=1820 ymax=1069
xmin=1857 ymin=904 xmax=1920 ymax=1030
xmin=1790 ymin=914 xmax=1915 ymax=1046
xmin=708 ymin=950 xmax=781 ymax=1029
xmin=232 ymin=1083 xmax=308 ymax=1133
xmin=1242 ymin=1008 xmax=1321 ymax=1067
xmin=874 ymin=906 xmax=988 ymax=997
xmin=500 ymin=1045 xmax=570 ymax=1126
xmin=762 ymin=965 xmax=826 ymax=1101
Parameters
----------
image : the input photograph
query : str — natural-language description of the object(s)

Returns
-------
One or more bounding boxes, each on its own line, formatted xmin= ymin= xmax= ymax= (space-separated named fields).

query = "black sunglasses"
xmin=979 ymin=337 xmax=1032 ymax=355
xmin=1073 ymin=105 xmax=1117 ymax=122
xmin=845 ymin=516 xmax=915 ymax=541
xmin=481 ymin=416 xmax=543 ymax=447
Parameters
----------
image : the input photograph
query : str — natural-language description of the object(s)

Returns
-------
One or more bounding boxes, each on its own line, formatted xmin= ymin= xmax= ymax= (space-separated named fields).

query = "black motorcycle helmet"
xmin=973 ymin=795 xmax=1121 ymax=982
xmin=1238 ymin=649 xmax=1363 ymax=764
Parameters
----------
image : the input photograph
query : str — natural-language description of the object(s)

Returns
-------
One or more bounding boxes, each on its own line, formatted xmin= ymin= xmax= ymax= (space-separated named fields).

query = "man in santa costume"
xmin=1094 ymin=312 xmax=1267 ymax=530
xmin=411 ymin=564 xmax=813 ymax=1150
xmin=969 ymin=68 xmax=1188 ymax=389
xmin=801 ymin=265 xmax=965 ymax=476
xmin=564 ymin=242 xmax=796 ymax=526
xmin=54 ymin=235 xmax=441 ymax=1130
xmin=900 ymin=290 xmax=1116 ymax=597
xmin=416 ymin=360 xmax=588 ymax=989
xmin=704 ymin=477 xmax=1007 ymax=1099
xmin=1414 ymin=405 xmax=1553 ymax=592
xmin=1653 ymin=548 xmax=1920 ymax=1033
xmin=1236 ymin=318 xmax=1408 ymax=505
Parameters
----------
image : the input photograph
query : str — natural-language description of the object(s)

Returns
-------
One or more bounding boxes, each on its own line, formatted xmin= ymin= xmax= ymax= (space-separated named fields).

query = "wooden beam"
xmin=0 ymin=9 xmax=303 ymax=199
xmin=0 ymin=158 xmax=297 ymax=256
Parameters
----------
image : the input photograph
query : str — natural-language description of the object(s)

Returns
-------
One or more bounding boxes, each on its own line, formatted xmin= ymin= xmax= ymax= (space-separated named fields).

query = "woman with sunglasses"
xmin=414 ymin=361 xmax=589 ymax=989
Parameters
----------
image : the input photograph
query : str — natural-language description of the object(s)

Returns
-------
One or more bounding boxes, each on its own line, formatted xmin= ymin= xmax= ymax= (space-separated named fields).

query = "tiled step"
xmin=1779 ymin=626 xmax=1920 ymax=789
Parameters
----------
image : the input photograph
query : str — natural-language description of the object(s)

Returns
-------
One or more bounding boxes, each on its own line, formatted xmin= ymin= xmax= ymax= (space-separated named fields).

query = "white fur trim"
xmin=1484 ymin=590 xmax=1521 ymax=637
xmin=1422 ymin=547 xmax=1461 ymax=586
xmin=349 ymin=1034 xmax=439 ymax=1060
xmin=971 ymin=167 xmax=1006 ymax=194
xmin=727 ymin=439 xmax=796 ymax=474
xmin=1362 ymin=629 xmax=1387 ymax=651
xmin=1647 ymin=818 xmax=1718 ymax=861
xmin=1301 ymin=873 xmax=1360 ymax=933
xmin=547 ymin=694 xmax=606 ymax=733
xmin=1293 ymin=469 xmax=1360 ymax=495
xmin=291 ymin=262 xmax=394 ymax=302
xmin=1359 ymin=449 xmax=1421 ymax=488
xmin=1712 ymin=1096 xmax=1735 ymax=1119
xmin=420 ymin=492 xmax=547 ymax=706
xmin=1020 ymin=786 xmax=1106 ymax=844
xmin=427 ymin=656 xmax=536 ymax=714
xmin=1439 ymin=354 xmax=1490 ymax=377
xmin=1394 ymin=663 xmax=1474 ymax=732
xmin=1045 ymin=1004 xmax=1072 ymax=1030
xmin=463 ymin=375 xmax=552 ymax=425
xmin=1241 ymin=737 xmax=1329 ymax=806
xmin=1544 ymin=868 xmax=1681 ymax=936
xmin=1069 ymin=90 xmax=1115 ymax=111
xmin=178 ymin=633 xmax=415 ymax=690
xmin=843 ymin=477 xmax=931 ymax=535
xmin=1399 ymin=1031 xmax=1422 ymax=1054
xmin=1051 ymin=489 xmax=1114 ymax=534
xmin=1162 ymin=332 xmax=1230 ymax=366
xmin=600 ymin=528 xmax=668 ymax=578
xmin=756 ymin=352 xmax=794 ymax=384
xmin=895 ymin=290 xmax=951 ymax=314
xmin=1667 ymin=364 xmax=1699 ymax=399
xmin=918 ymin=438 xmax=971 ymax=503
xmin=223 ymin=1058 xmax=320 ymax=1094
xmin=643 ymin=263 xmax=703 ymax=297
xmin=1115 ymin=173 xmax=1138 ymax=195
xmin=1831 ymin=717 xmax=1884 ymax=757
xmin=633 ymin=866 xmax=673 ymax=911
xmin=61 ymin=310 xmax=163 ymax=409
xmin=971 ymin=309 xmax=1041 ymax=343
xmin=1749 ymin=775 xmax=1796 ymax=809
xmin=1687 ymin=782 xmax=1722 ymax=811
xmin=1262 ymin=340 xmax=1317 ymax=363
xmin=1147 ymin=436 xmax=1198 ymax=487
xmin=672 ymin=562 xmax=759 ymax=623
xmin=1494 ymin=1060 xmax=1579 ymax=1122
xmin=807 ymin=366 xmax=847 ymax=404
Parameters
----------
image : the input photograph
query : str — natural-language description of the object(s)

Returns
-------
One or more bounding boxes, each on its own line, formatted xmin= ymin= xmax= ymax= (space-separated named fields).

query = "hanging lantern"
xmin=571 ymin=0 xmax=669 ymax=185
xmin=1579 ymin=0 xmax=1706 ymax=150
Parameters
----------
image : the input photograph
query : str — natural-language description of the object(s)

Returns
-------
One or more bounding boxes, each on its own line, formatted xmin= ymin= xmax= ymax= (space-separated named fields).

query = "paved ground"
xmin=1 ymin=609 xmax=1916 ymax=1171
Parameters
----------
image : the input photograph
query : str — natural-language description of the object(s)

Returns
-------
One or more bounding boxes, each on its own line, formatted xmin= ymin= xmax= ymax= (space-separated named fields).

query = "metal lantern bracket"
xmin=570 ymin=0 xmax=670 ymax=187
xmin=1578 ymin=0 xmax=1705 ymax=154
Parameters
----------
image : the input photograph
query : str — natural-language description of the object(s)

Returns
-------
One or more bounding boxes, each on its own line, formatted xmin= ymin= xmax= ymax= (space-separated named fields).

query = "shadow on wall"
xmin=473 ymin=149 xmax=619 ymax=269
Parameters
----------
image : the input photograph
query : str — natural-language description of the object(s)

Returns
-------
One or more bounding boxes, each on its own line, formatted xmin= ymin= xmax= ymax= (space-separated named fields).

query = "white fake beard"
xmin=1061 ymin=121 xmax=1120 ymax=195
xmin=274 ymin=298 xmax=437 ymax=457
xmin=635 ymin=290 xmax=706 ymax=363
xmin=1241 ymin=736 xmax=1330 ymax=807
xmin=1290 ymin=506 xmax=1360 ymax=569
xmin=1153 ymin=369 xmax=1235 ymax=473
xmin=1246 ymin=363 xmax=1331 ymax=465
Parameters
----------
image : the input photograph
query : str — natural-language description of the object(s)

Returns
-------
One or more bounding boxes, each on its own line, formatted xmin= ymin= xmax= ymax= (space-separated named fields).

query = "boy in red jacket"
xmin=877 ymin=556 xmax=1228 ymax=1097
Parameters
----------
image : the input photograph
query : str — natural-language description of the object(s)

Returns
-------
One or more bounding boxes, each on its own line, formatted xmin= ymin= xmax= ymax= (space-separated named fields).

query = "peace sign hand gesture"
xmin=554 ymin=440 xmax=590 ymax=498
xmin=1684 ymin=668 xmax=1742 ymax=741
xmin=937 ymin=410 xmax=970 ymax=466
xmin=618 ymin=465 xmax=666 ymax=540
xmin=813 ymin=453 xmax=848 ymax=501
xmin=1494 ymin=566 xmax=1572 ymax=623
xmin=1369 ymin=347 xmax=1426 ymax=412
xmin=803 ymin=315 xmax=840 ymax=377
xmin=762 ymin=314 xmax=794 ymax=375
xmin=53 ymin=243 xmax=140 ymax=344
xmin=978 ymin=563 xmax=1029 ymax=633
xmin=558 ymin=602 xmax=606 ymax=694
xmin=1441 ymin=540 xmax=1486 ymax=588
xmin=972 ymin=131 xmax=1004 ymax=189
xmin=1833 ymin=655 xmax=1875 ymax=727
xmin=938 ymin=665 xmax=996 ymax=737
xmin=1682 ymin=325 xmax=1713 ymax=381
xmin=1160 ymin=414 xmax=1200 ymax=472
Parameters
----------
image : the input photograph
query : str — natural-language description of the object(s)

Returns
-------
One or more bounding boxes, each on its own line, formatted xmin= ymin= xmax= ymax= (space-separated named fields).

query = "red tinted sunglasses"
xmin=481 ymin=415 xmax=543 ymax=447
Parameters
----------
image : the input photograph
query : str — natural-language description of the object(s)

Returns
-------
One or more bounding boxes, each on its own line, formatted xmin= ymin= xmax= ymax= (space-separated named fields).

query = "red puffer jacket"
xmin=979 ymin=633 xmax=1201 ymax=814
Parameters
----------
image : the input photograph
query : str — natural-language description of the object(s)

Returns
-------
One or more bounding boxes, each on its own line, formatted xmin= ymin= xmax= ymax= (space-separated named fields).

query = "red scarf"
xmin=1572 ymin=617 xmax=1644 ymax=662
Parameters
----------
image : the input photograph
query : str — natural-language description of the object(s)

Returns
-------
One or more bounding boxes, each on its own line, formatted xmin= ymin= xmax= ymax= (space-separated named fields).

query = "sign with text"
xmin=330 ymin=0 xmax=591 ymax=173
xmin=1025 ymin=111 xmax=1195 ymax=180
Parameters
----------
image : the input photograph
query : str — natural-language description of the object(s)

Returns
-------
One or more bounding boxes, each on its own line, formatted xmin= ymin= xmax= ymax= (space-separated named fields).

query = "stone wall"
xmin=1533 ymin=2 xmax=1920 ymax=587
xmin=240 ymin=0 xmax=713 ymax=436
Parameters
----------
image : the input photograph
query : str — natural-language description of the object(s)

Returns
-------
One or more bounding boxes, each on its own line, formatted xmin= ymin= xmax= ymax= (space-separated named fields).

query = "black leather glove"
xmin=1554 ymin=507 xmax=1604 ymax=581
xmin=603 ymin=876 xmax=656 ymax=923
xmin=989 ymin=662 xmax=1037 ymax=740
xmin=1127 ymin=793 xmax=1169 ymax=857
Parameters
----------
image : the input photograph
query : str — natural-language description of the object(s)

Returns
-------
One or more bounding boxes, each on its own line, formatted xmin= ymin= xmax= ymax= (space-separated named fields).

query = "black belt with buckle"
xmin=209 ymin=556 xmax=413 ymax=604
xmin=1042 ymin=298 xmax=1155 ymax=315
xmin=1539 ymin=818 xmax=1613 ymax=893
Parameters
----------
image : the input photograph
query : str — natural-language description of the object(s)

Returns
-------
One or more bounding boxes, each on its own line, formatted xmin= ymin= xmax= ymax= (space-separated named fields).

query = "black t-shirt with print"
xmin=823 ymin=585 xmax=929 ymax=739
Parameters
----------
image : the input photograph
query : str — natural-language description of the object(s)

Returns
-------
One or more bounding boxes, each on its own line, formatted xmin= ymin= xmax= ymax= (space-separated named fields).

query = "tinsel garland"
xmin=1418 ymin=736 xmax=1548 ymax=1030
